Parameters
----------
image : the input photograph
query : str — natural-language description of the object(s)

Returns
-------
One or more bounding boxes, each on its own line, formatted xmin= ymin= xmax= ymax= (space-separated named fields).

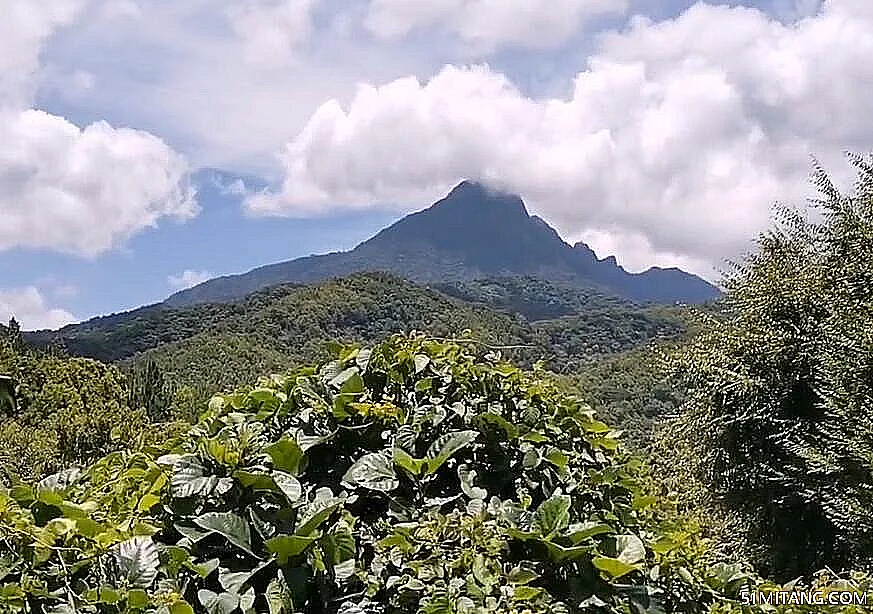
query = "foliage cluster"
xmin=0 ymin=334 xmax=762 ymax=614
xmin=669 ymin=155 xmax=873 ymax=579
xmin=0 ymin=329 xmax=157 ymax=485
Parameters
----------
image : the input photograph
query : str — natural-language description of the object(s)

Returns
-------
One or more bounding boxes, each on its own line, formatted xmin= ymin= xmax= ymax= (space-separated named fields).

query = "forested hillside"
xmin=27 ymin=274 xmax=688 ymax=421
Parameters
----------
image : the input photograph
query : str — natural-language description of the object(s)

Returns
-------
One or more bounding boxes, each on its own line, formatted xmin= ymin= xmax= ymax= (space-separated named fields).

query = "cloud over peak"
xmin=168 ymin=269 xmax=215 ymax=291
xmin=247 ymin=0 xmax=873 ymax=278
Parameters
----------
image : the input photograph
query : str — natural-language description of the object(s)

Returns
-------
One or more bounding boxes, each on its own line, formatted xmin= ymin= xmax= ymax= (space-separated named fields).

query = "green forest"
xmin=2 ymin=156 xmax=873 ymax=613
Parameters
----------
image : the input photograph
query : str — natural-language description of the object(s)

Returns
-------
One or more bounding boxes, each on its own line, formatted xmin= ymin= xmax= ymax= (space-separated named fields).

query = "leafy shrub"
xmin=668 ymin=154 xmax=873 ymax=579
xmin=1 ymin=333 xmax=746 ymax=614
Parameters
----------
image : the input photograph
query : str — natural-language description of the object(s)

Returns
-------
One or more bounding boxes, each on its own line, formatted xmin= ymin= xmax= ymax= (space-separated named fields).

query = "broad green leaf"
xmin=265 ymin=437 xmax=305 ymax=475
xmin=136 ymin=494 xmax=161 ymax=513
xmin=616 ymin=534 xmax=646 ymax=565
xmin=96 ymin=588 xmax=122 ymax=604
xmin=343 ymin=452 xmax=399 ymax=492
xmin=533 ymin=494 xmax=571 ymax=537
xmin=169 ymin=601 xmax=195 ymax=614
xmin=544 ymin=540 xmax=593 ymax=563
xmin=266 ymin=534 xmax=319 ymax=564
xmin=197 ymin=590 xmax=239 ymax=614
xmin=194 ymin=512 xmax=256 ymax=557
xmin=295 ymin=490 xmax=343 ymax=536
xmin=323 ymin=529 xmax=356 ymax=566
xmin=111 ymin=537 xmax=160 ymax=588
xmin=165 ymin=455 xmax=217 ymax=498
xmin=175 ymin=523 xmax=210 ymax=545
xmin=471 ymin=554 xmax=497 ymax=587
xmin=219 ymin=561 xmax=273 ymax=595
xmin=474 ymin=412 xmax=519 ymax=439
xmin=127 ymin=589 xmax=149 ymax=609
xmin=192 ymin=558 xmax=221 ymax=578
xmin=592 ymin=556 xmax=638 ymax=579
xmin=234 ymin=470 xmax=277 ymax=491
xmin=544 ymin=448 xmax=569 ymax=470
xmin=341 ymin=372 xmax=364 ymax=395
xmin=393 ymin=448 xmax=426 ymax=477
xmin=583 ymin=420 xmax=612 ymax=434
xmin=568 ymin=522 xmax=613 ymax=544
xmin=329 ymin=367 xmax=360 ymax=389
xmin=272 ymin=471 xmax=303 ymax=503
xmin=425 ymin=430 xmax=478 ymax=474
xmin=513 ymin=586 xmax=544 ymax=601
xmin=248 ymin=507 xmax=277 ymax=541
xmin=507 ymin=566 xmax=540 ymax=585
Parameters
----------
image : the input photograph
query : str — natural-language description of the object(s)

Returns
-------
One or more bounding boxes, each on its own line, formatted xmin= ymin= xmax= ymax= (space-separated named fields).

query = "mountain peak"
xmin=439 ymin=180 xmax=529 ymax=217
xmin=164 ymin=182 xmax=721 ymax=307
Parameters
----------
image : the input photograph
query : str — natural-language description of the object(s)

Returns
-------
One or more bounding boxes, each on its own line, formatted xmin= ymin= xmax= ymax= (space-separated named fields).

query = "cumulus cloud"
xmin=227 ymin=0 xmax=316 ymax=65
xmin=364 ymin=0 xmax=629 ymax=49
xmin=249 ymin=0 xmax=873 ymax=278
xmin=168 ymin=269 xmax=214 ymax=290
xmin=0 ymin=287 xmax=77 ymax=331
xmin=0 ymin=0 xmax=198 ymax=257
xmin=0 ymin=109 xmax=197 ymax=256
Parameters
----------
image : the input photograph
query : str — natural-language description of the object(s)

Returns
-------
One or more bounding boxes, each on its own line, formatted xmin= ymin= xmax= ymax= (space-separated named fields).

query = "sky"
xmin=1 ymin=0 xmax=871 ymax=329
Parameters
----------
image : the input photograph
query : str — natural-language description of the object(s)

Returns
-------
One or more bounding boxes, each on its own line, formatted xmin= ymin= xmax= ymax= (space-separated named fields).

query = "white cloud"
xmin=364 ymin=0 xmax=629 ymax=50
xmin=227 ymin=0 xmax=316 ymax=66
xmin=0 ymin=0 xmax=85 ymax=108
xmin=0 ymin=109 xmax=198 ymax=256
xmin=39 ymin=0 xmax=438 ymax=174
xmin=249 ymin=0 xmax=873 ymax=278
xmin=168 ymin=269 xmax=214 ymax=290
xmin=0 ymin=0 xmax=198 ymax=257
xmin=0 ymin=287 xmax=77 ymax=331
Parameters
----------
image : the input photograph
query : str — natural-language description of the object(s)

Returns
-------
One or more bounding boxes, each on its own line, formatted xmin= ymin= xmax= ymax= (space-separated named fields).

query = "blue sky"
xmin=2 ymin=0 xmax=871 ymax=329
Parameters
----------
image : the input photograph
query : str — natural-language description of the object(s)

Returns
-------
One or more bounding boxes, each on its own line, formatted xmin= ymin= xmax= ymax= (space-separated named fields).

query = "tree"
xmin=669 ymin=153 xmax=873 ymax=579
xmin=126 ymin=358 xmax=174 ymax=421
xmin=0 ymin=374 xmax=15 ymax=414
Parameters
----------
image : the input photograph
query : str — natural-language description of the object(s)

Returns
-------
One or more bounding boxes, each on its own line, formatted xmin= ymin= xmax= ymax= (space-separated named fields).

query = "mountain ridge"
xmin=165 ymin=181 xmax=719 ymax=307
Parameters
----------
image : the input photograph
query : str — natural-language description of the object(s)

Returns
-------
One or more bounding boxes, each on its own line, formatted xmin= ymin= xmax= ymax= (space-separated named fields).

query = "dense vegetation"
xmin=0 ymin=335 xmax=829 ymax=612
xmin=3 ymin=335 xmax=869 ymax=614
xmin=432 ymin=277 xmax=630 ymax=321
xmin=0 ymin=323 xmax=166 ymax=484
xmin=669 ymin=155 xmax=873 ymax=581
xmin=28 ymin=275 xmax=687 ymax=422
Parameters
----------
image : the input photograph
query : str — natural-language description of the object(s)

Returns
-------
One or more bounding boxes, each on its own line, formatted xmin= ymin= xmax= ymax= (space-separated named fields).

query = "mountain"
xmin=164 ymin=181 xmax=720 ymax=307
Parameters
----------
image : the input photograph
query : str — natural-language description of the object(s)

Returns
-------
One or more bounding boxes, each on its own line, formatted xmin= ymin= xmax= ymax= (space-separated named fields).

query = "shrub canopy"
xmin=0 ymin=334 xmax=744 ymax=614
